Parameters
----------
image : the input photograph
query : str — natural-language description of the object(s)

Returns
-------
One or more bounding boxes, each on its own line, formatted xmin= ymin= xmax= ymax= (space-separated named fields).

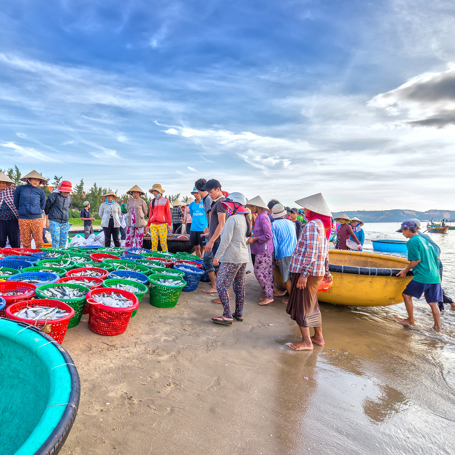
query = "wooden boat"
xmin=428 ymin=226 xmax=448 ymax=234
xmin=317 ymin=250 xmax=413 ymax=307
xmin=372 ymin=239 xmax=407 ymax=254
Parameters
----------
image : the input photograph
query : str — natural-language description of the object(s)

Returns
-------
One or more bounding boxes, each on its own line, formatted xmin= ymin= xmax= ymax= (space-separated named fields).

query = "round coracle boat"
xmin=318 ymin=250 xmax=413 ymax=307
xmin=372 ymin=239 xmax=408 ymax=254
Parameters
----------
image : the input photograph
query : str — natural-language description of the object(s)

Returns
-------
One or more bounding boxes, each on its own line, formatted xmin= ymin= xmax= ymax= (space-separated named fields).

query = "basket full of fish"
xmin=6 ymin=299 xmax=75 ymax=344
xmin=0 ymin=281 xmax=36 ymax=311
xmin=104 ymin=259 xmax=152 ymax=275
xmin=107 ymin=270 xmax=149 ymax=286
xmin=65 ymin=267 xmax=109 ymax=280
xmin=57 ymin=276 xmax=104 ymax=314
xmin=102 ymin=279 xmax=148 ymax=317
xmin=125 ymin=247 xmax=152 ymax=256
xmin=144 ymin=256 xmax=174 ymax=268
xmin=148 ymin=273 xmax=186 ymax=308
xmin=36 ymin=257 xmax=76 ymax=271
xmin=7 ymin=271 xmax=59 ymax=287
xmin=22 ymin=265 xmax=67 ymax=278
xmin=0 ymin=267 xmax=20 ymax=279
xmin=173 ymin=264 xmax=205 ymax=292
xmin=35 ymin=283 xmax=90 ymax=328
xmin=90 ymin=252 xmax=121 ymax=263
xmin=86 ymin=288 xmax=139 ymax=336
xmin=0 ymin=258 xmax=34 ymax=270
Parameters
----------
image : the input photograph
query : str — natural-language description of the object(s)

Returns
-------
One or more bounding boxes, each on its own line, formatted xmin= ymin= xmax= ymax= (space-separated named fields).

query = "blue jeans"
xmin=203 ymin=241 xmax=220 ymax=273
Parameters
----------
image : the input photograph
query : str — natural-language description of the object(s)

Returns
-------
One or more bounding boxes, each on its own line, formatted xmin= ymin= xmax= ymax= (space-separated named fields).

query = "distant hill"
xmin=332 ymin=209 xmax=455 ymax=223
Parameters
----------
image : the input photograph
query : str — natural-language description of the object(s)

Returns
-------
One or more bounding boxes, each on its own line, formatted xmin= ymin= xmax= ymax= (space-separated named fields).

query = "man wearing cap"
xmin=80 ymin=201 xmax=95 ymax=239
xmin=189 ymin=187 xmax=207 ymax=258
xmin=0 ymin=171 xmax=20 ymax=248
xmin=289 ymin=208 xmax=303 ymax=239
xmin=201 ymin=179 xmax=226 ymax=295
xmin=396 ymin=220 xmax=442 ymax=331
xmin=147 ymin=184 xmax=172 ymax=252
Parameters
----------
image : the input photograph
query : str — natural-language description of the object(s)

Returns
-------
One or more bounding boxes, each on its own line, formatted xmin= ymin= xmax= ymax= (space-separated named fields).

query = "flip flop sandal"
xmin=212 ymin=316 xmax=233 ymax=326
xmin=232 ymin=314 xmax=243 ymax=322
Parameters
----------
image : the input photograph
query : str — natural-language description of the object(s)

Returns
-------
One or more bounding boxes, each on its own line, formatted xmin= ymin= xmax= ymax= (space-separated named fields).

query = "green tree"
xmin=72 ymin=179 xmax=85 ymax=210
xmin=168 ymin=193 xmax=180 ymax=204
xmin=52 ymin=175 xmax=63 ymax=187
xmin=7 ymin=165 xmax=22 ymax=186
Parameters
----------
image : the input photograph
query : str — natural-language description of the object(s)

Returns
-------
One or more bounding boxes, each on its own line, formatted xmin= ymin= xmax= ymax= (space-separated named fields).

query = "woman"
xmin=349 ymin=217 xmax=365 ymax=245
xmin=212 ymin=192 xmax=252 ymax=325
xmin=45 ymin=181 xmax=73 ymax=249
xmin=99 ymin=191 xmax=121 ymax=247
xmin=335 ymin=213 xmax=361 ymax=250
xmin=172 ymin=199 xmax=183 ymax=233
xmin=182 ymin=197 xmax=194 ymax=233
xmin=246 ymin=195 xmax=274 ymax=306
xmin=125 ymin=185 xmax=148 ymax=248
xmin=0 ymin=172 xmax=20 ymax=248
xmin=13 ymin=170 xmax=47 ymax=248
xmin=146 ymin=183 xmax=172 ymax=252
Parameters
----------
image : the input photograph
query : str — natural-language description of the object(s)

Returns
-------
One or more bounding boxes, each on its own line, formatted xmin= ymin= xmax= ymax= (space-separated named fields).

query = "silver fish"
xmin=15 ymin=306 xmax=69 ymax=320
xmin=40 ymin=286 xmax=86 ymax=299
xmin=110 ymin=283 xmax=140 ymax=293
xmin=92 ymin=291 xmax=134 ymax=308
xmin=71 ymin=270 xmax=103 ymax=277
xmin=0 ymin=291 xmax=25 ymax=296
xmin=155 ymin=279 xmax=184 ymax=287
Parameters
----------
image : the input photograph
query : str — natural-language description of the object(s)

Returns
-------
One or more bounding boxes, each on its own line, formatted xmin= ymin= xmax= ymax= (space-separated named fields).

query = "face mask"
xmin=106 ymin=199 xmax=115 ymax=205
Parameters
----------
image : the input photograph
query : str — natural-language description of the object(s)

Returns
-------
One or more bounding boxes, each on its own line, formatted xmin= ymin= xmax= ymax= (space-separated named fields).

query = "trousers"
xmin=49 ymin=220 xmax=71 ymax=249
xmin=216 ymin=262 xmax=247 ymax=318
xmin=150 ymin=223 xmax=168 ymax=252
xmin=0 ymin=219 xmax=20 ymax=248
xmin=253 ymin=253 xmax=274 ymax=299
xmin=103 ymin=218 xmax=120 ymax=247
xmin=125 ymin=227 xmax=144 ymax=248
xmin=18 ymin=218 xmax=44 ymax=248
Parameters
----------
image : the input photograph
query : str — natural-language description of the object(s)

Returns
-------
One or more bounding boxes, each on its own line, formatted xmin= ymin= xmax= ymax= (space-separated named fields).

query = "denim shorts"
xmin=404 ymin=280 xmax=443 ymax=303
xmin=203 ymin=241 xmax=220 ymax=274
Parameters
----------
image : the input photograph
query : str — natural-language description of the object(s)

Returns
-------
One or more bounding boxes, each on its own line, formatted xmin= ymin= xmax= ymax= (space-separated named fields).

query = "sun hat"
xmin=397 ymin=220 xmax=417 ymax=232
xmin=188 ymin=197 xmax=195 ymax=204
xmin=295 ymin=193 xmax=331 ymax=217
xmin=83 ymin=201 xmax=90 ymax=207
xmin=173 ymin=199 xmax=182 ymax=207
xmin=350 ymin=216 xmax=364 ymax=226
xmin=0 ymin=172 xmax=14 ymax=185
xmin=21 ymin=170 xmax=47 ymax=184
xmin=410 ymin=218 xmax=421 ymax=228
xmin=101 ymin=191 xmax=119 ymax=202
xmin=202 ymin=179 xmax=221 ymax=192
xmin=149 ymin=183 xmax=165 ymax=194
xmin=334 ymin=213 xmax=351 ymax=222
xmin=272 ymin=203 xmax=287 ymax=219
xmin=58 ymin=180 xmax=73 ymax=193
xmin=127 ymin=185 xmax=145 ymax=196
xmin=191 ymin=187 xmax=199 ymax=194
xmin=290 ymin=207 xmax=299 ymax=214
xmin=246 ymin=195 xmax=268 ymax=210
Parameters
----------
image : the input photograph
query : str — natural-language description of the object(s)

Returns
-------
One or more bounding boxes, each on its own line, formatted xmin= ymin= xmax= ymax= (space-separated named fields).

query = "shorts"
xmin=189 ymin=230 xmax=204 ymax=247
xmin=404 ymin=280 xmax=443 ymax=303
xmin=277 ymin=256 xmax=292 ymax=282
xmin=203 ymin=241 xmax=220 ymax=274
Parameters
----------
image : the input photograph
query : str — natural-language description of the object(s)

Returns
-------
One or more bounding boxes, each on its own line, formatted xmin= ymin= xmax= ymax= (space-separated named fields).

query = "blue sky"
xmin=1 ymin=0 xmax=455 ymax=210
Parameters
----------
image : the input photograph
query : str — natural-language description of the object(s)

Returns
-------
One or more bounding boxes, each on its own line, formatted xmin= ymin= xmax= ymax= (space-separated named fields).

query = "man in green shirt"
xmin=396 ymin=221 xmax=443 ymax=331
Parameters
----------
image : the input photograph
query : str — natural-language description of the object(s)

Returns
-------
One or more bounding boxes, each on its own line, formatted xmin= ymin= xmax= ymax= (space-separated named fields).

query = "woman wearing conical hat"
xmin=0 ymin=172 xmax=20 ymax=248
xmin=13 ymin=170 xmax=47 ymax=248
xmin=99 ymin=191 xmax=122 ymax=247
xmin=171 ymin=198 xmax=183 ymax=234
xmin=349 ymin=216 xmax=365 ymax=246
xmin=334 ymin=213 xmax=361 ymax=250
xmin=146 ymin=184 xmax=172 ymax=252
xmin=125 ymin=185 xmax=149 ymax=248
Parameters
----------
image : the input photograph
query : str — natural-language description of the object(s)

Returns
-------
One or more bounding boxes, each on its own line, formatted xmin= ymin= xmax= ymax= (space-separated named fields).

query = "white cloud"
xmin=62 ymin=140 xmax=76 ymax=145
xmin=90 ymin=148 xmax=123 ymax=160
xmin=16 ymin=132 xmax=27 ymax=139
xmin=117 ymin=134 xmax=128 ymax=143
xmin=1 ymin=142 xmax=60 ymax=162
xmin=187 ymin=166 xmax=197 ymax=172
xmin=164 ymin=128 xmax=179 ymax=135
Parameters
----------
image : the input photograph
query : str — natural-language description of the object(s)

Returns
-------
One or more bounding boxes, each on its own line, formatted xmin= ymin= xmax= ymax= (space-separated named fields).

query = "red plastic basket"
xmin=146 ymin=257 xmax=174 ymax=268
xmin=174 ymin=260 xmax=203 ymax=269
xmin=1 ymin=248 xmax=17 ymax=256
xmin=65 ymin=267 xmax=109 ymax=280
xmin=57 ymin=276 xmax=104 ymax=314
xmin=10 ymin=248 xmax=42 ymax=256
xmin=6 ymin=299 xmax=75 ymax=344
xmin=318 ymin=277 xmax=333 ymax=293
xmin=86 ymin=288 xmax=139 ymax=336
xmin=0 ymin=282 xmax=36 ymax=312
xmin=90 ymin=253 xmax=120 ymax=263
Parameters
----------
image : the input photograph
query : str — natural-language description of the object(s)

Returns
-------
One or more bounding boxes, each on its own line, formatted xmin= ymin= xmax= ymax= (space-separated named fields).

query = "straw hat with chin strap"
xmin=247 ymin=195 xmax=268 ymax=210
xmin=149 ymin=183 xmax=165 ymax=194
xmin=0 ymin=172 xmax=14 ymax=185
xmin=21 ymin=170 xmax=47 ymax=184
xmin=100 ymin=190 xmax=120 ymax=202
xmin=295 ymin=192 xmax=332 ymax=217
xmin=127 ymin=185 xmax=145 ymax=196
xmin=334 ymin=213 xmax=351 ymax=222
xmin=350 ymin=216 xmax=364 ymax=226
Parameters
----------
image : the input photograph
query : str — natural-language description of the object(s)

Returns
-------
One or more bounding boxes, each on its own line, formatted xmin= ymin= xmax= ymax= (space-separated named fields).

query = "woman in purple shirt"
xmin=247 ymin=196 xmax=274 ymax=305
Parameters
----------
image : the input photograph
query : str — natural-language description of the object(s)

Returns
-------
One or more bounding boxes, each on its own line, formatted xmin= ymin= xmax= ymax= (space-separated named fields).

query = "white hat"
xmin=173 ymin=199 xmax=182 ymax=207
xmin=272 ymin=203 xmax=287 ymax=219
xmin=350 ymin=216 xmax=364 ymax=226
xmin=295 ymin=193 xmax=331 ymax=217
xmin=334 ymin=213 xmax=351 ymax=222
xmin=0 ymin=172 xmax=13 ymax=185
xmin=247 ymin=195 xmax=268 ymax=210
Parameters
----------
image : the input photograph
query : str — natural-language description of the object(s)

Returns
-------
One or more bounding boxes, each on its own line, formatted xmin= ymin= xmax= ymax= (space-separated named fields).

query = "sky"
xmin=1 ymin=0 xmax=455 ymax=211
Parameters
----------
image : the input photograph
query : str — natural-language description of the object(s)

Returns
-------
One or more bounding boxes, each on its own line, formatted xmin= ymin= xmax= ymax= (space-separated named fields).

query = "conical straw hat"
xmin=350 ymin=216 xmax=364 ymax=226
xmin=334 ymin=213 xmax=351 ymax=221
xmin=21 ymin=170 xmax=47 ymax=184
xmin=0 ymin=171 xmax=13 ymax=185
xmin=173 ymin=199 xmax=182 ymax=207
xmin=187 ymin=197 xmax=195 ymax=204
xmin=100 ymin=190 xmax=120 ymax=202
xmin=149 ymin=183 xmax=165 ymax=194
xmin=295 ymin=193 xmax=331 ymax=217
xmin=127 ymin=185 xmax=145 ymax=195
xmin=247 ymin=195 xmax=268 ymax=210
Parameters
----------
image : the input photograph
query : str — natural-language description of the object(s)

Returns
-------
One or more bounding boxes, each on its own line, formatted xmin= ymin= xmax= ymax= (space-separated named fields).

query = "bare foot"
xmin=274 ymin=290 xmax=287 ymax=297
xmin=283 ymin=299 xmax=289 ymax=304
xmin=310 ymin=336 xmax=324 ymax=346
xmin=212 ymin=298 xmax=222 ymax=304
xmin=433 ymin=324 xmax=441 ymax=332
xmin=202 ymin=287 xmax=217 ymax=294
xmin=451 ymin=303 xmax=455 ymax=309
xmin=288 ymin=342 xmax=313 ymax=351
xmin=397 ymin=317 xmax=416 ymax=327
xmin=258 ymin=298 xmax=274 ymax=306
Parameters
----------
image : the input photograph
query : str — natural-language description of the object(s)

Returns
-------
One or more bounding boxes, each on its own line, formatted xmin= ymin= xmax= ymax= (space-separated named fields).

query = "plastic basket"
xmin=99 ymin=247 xmax=125 ymax=254
xmin=140 ymin=259 xmax=165 ymax=269
xmin=36 ymin=258 xmax=75 ymax=271
xmin=174 ymin=260 xmax=203 ymax=269
xmin=148 ymin=251 xmax=178 ymax=260
xmin=126 ymin=247 xmax=152 ymax=256
xmin=173 ymin=264 xmax=205 ymax=292
xmin=0 ymin=281 xmax=36 ymax=312
xmin=10 ymin=248 xmax=42 ymax=256
xmin=121 ymin=254 xmax=142 ymax=261
xmin=65 ymin=267 xmax=109 ymax=280
xmin=0 ymin=267 xmax=20 ymax=279
xmin=80 ymin=245 xmax=103 ymax=250
xmin=5 ymin=255 xmax=40 ymax=263
xmin=31 ymin=251 xmax=64 ymax=260
xmin=7 ymin=272 xmax=59 ymax=286
xmin=0 ymin=259 xmax=34 ymax=270
xmin=57 ymin=276 xmax=104 ymax=314
xmin=86 ymin=288 xmax=139 ymax=335
xmin=106 ymin=259 xmax=152 ymax=275
xmin=145 ymin=257 xmax=174 ymax=268
xmin=6 ymin=299 xmax=75 ymax=344
xmin=108 ymin=270 xmax=149 ymax=286
xmin=90 ymin=252 xmax=120 ymax=263
xmin=35 ymin=283 xmax=90 ymax=328
xmin=148 ymin=267 xmax=185 ymax=278
xmin=0 ymin=297 xmax=5 ymax=317
xmin=176 ymin=252 xmax=201 ymax=261
xmin=22 ymin=266 xmax=68 ymax=278
xmin=102 ymin=279 xmax=147 ymax=316
xmin=148 ymin=273 xmax=186 ymax=308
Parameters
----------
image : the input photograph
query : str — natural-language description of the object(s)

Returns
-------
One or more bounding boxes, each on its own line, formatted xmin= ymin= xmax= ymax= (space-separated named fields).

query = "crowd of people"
xmin=0 ymin=170 xmax=452 ymax=345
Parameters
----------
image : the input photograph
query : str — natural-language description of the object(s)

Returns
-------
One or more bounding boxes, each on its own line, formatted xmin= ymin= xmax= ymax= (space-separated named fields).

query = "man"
xmin=201 ymin=179 xmax=226 ymax=297
xmin=189 ymin=187 xmax=207 ymax=258
xmin=171 ymin=199 xmax=183 ymax=233
xmin=271 ymin=203 xmax=297 ymax=299
xmin=289 ymin=208 xmax=303 ymax=239
xmin=146 ymin=183 xmax=172 ymax=252
xmin=396 ymin=220 xmax=443 ymax=331
xmin=267 ymin=199 xmax=280 ymax=223
xmin=195 ymin=178 xmax=213 ymax=224
xmin=80 ymin=201 xmax=95 ymax=239
xmin=286 ymin=193 xmax=332 ymax=351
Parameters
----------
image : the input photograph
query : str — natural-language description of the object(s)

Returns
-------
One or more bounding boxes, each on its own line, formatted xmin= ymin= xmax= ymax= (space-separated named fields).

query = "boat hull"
xmin=428 ymin=227 xmax=448 ymax=234
xmin=372 ymin=239 xmax=407 ymax=254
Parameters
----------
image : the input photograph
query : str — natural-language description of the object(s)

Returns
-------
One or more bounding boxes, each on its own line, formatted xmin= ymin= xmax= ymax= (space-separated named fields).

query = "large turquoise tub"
xmin=0 ymin=319 xmax=80 ymax=454
xmin=372 ymin=239 xmax=408 ymax=254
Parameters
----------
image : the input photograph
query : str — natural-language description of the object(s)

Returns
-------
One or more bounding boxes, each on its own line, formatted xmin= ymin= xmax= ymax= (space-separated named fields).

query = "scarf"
xmin=305 ymin=210 xmax=332 ymax=240
xmin=106 ymin=199 xmax=115 ymax=205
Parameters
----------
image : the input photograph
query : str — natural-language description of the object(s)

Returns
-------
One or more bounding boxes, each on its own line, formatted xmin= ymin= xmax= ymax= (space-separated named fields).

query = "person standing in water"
xmin=396 ymin=220 xmax=442 ymax=331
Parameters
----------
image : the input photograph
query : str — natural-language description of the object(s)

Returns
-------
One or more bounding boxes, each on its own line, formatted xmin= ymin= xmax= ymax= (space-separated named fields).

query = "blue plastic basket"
xmin=0 ymin=259 xmax=33 ymax=270
xmin=108 ymin=270 xmax=149 ymax=285
xmin=174 ymin=264 xmax=205 ymax=292
xmin=4 ymin=255 xmax=40 ymax=263
xmin=80 ymin=245 xmax=103 ymax=250
xmin=126 ymin=247 xmax=152 ymax=256
xmin=0 ymin=297 xmax=5 ymax=314
xmin=7 ymin=272 xmax=59 ymax=286
xmin=199 ymin=263 xmax=210 ymax=282
xmin=31 ymin=251 xmax=64 ymax=259
xmin=121 ymin=254 xmax=141 ymax=261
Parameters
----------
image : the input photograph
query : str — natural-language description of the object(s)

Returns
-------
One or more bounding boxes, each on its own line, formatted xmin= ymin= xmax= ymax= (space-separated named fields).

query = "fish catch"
xmin=159 ymin=271 xmax=182 ymax=277
xmin=40 ymin=259 xmax=72 ymax=267
xmin=71 ymin=256 xmax=91 ymax=263
xmin=39 ymin=253 xmax=62 ymax=258
xmin=14 ymin=277 xmax=54 ymax=284
xmin=155 ymin=279 xmax=184 ymax=287
xmin=177 ymin=266 xmax=199 ymax=273
xmin=71 ymin=270 xmax=103 ymax=277
xmin=110 ymin=283 xmax=141 ymax=293
xmin=14 ymin=306 xmax=69 ymax=320
xmin=64 ymin=279 xmax=100 ymax=286
xmin=91 ymin=292 xmax=134 ymax=308
xmin=0 ymin=270 xmax=15 ymax=276
xmin=40 ymin=286 xmax=86 ymax=299
xmin=0 ymin=291 xmax=25 ymax=296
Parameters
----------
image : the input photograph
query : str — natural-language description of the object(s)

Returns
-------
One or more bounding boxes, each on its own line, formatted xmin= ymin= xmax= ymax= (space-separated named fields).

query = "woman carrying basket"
xmin=212 ymin=192 xmax=252 ymax=326
xmin=125 ymin=185 xmax=149 ymax=248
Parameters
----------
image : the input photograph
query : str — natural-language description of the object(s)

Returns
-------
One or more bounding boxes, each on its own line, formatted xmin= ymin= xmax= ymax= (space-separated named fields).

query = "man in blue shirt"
xmin=80 ymin=201 xmax=95 ymax=239
xmin=188 ymin=187 xmax=208 ymax=258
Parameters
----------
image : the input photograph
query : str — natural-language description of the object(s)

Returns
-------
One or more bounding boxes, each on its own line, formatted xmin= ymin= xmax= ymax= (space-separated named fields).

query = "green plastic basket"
xmin=145 ymin=251 xmax=178 ymax=260
xmin=104 ymin=259 xmax=152 ymax=275
xmin=148 ymin=273 xmax=186 ymax=308
xmin=102 ymin=279 xmax=148 ymax=317
xmin=175 ymin=252 xmax=200 ymax=261
xmin=137 ymin=259 xmax=165 ymax=269
xmin=35 ymin=283 xmax=90 ymax=328
xmin=22 ymin=266 xmax=68 ymax=278
xmin=36 ymin=257 xmax=76 ymax=271
xmin=0 ymin=266 xmax=20 ymax=279
xmin=99 ymin=247 xmax=126 ymax=254
xmin=148 ymin=267 xmax=185 ymax=279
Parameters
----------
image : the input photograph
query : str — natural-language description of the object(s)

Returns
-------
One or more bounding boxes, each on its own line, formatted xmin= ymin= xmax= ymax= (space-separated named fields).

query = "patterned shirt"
xmin=290 ymin=219 xmax=330 ymax=277
xmin=0 ymin=186 xmax=18 ymax=220
xmin=172 ymin=206 xmax=183 ymax=224
xmin=0 ymin=201 xmax=16 ymax=220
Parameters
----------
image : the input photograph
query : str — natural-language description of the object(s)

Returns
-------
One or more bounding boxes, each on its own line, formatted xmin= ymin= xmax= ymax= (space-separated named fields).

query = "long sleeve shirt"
xmin=289 ymin=219 xmax=330 ymax=277
xmin=337 ymin=223 xmax=360 ymax=249
xmin=251 ymin=211 xmax=274 ymax=256
xmin=350 ymin=228 xmax=365 ymax=245
xmin=215 ymin=215 xmax=249 ymax=264
xmin=272 ymin=218 xmax=297 ymax=259
xmin=147 ymin=195 xmax=172 ymax=227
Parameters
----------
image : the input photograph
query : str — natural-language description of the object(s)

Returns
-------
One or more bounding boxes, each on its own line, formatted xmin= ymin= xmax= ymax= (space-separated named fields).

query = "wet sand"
xmin=62 ymin=274 xmax=455 ymax=455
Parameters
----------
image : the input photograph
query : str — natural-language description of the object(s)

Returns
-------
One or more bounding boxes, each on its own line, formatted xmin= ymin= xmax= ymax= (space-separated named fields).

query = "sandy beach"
xmin=61 ymin=271 xmax=454 ymax=455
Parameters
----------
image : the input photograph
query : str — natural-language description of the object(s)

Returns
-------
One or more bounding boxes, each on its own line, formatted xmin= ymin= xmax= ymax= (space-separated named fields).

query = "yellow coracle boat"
xmin=318 ymin=250 xmax=413 ymax=307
